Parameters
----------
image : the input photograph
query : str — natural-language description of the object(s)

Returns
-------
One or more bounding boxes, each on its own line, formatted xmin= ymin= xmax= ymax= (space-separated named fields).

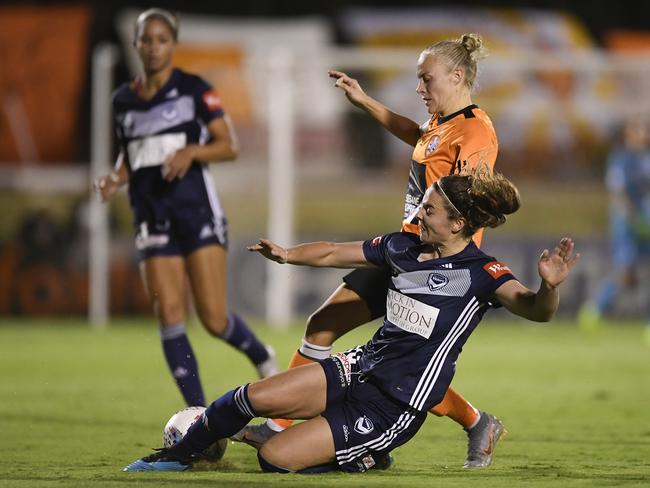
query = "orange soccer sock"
xmin=268 ymin=347 xmax=325 ymax=431
xmin=429 ymin=387 xmax=479 ymax=430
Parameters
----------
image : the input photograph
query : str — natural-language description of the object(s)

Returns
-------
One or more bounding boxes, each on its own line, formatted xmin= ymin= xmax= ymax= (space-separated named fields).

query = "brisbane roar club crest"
xmin=425 ymin=135 xmax=441 ymax=157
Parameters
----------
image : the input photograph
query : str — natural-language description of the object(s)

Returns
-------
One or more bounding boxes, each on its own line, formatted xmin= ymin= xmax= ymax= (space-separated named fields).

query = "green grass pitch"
xmin=1 ymin=318 xmax=649 ymax=487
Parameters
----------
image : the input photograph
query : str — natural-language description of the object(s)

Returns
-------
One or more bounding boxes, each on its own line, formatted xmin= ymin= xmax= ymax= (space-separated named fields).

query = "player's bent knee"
xmin=305 ymin=308 xmax=327 ymax=330
xmin=156 ymin=302 xmax=185 ymax=324
xmin=258 ymin=451 xmax=291 ymax=473
xmin=304 ymin=312 xmax=338 ymax=346
xmin=199 ymin=313 xmax=229 ymax=336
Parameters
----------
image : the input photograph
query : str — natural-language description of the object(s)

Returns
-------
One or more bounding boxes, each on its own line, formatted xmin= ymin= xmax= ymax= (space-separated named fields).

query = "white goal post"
xmin=88 ymin=43 xmax=119 ymax=327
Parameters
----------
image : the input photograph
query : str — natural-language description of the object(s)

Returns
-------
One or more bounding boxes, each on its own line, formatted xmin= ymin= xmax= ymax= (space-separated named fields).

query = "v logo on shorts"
xmin=354 ymin=416 xmax=374 ymax=435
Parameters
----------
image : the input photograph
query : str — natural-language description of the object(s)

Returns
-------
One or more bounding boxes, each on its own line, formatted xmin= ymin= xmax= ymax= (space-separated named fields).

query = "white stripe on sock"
xmin=299 ymin=338 xmax=332 ymax=360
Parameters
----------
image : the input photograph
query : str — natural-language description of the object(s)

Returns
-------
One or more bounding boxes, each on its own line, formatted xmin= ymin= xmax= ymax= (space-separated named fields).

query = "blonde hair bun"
xmin=461 ymin=33 xmax=487 ymax=61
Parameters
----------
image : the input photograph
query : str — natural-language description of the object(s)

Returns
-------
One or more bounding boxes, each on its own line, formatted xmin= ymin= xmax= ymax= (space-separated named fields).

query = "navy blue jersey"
xmin=112 ymin=68 xmax=226 ymax=228
xmin=360 ymin=232 xmax=516 ymax=412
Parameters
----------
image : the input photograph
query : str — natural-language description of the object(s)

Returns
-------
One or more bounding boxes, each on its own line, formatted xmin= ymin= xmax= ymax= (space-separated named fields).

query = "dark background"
xmin=7 ymin=0 xmax=647 ymax=161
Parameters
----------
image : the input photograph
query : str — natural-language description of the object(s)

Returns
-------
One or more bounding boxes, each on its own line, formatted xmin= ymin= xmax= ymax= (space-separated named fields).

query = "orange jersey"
xmin=401 ymin=104 xmax=498 ymax=246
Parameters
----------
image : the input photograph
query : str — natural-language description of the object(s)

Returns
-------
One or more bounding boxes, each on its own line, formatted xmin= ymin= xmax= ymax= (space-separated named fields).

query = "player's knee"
xmin=199 ymin=310 xmax=228 ymax=336
xmin=155 ymin=300 xmax=185 ymax=324
xmin=257 ymin=451 xmax=291 ymax=473
xmin=428 ymin=405 xmax=446 ymax=417
xmin=305 ymin=307 xmax=326 ymax=330
xmin=304 ymin=310 xmax=337 ymax=346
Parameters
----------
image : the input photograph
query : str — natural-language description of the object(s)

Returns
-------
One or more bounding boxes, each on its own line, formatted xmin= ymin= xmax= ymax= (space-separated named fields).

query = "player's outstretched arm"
xmin=494 ymin=238 xmax=580 ymax=322
xmin=328 ymin=69 xmax=421 ymax=147
xmin=248 ymin=239 xmax=372 ymax=269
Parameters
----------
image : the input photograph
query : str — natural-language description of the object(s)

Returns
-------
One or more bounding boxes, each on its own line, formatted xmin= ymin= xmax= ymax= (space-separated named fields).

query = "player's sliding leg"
xmin=231 ymin=338 xmax=332 ymax=445
xmin=258 ymin=412 xmax=394 ymax=473
xmin=265 ymin=339 xmax=331 ymax=430
xmin=429 ymin=389 xmax=505 ymax=467
xmin=234 ymin=282 xmax=504 ymax=468
xmin=187 ymin=245 xmax=277 ymax=378
xmin=124 ymin=363 xmax=327 ymax=472
xmin=124 ymin=383 xmax=259 ymax=471
xmin=258 ymin=416 xmax=337 ymax=472
xmin=141 ymin=256 xmax=206 ymax=407
xmin=232 ymin=284 xmax=371 ymax=445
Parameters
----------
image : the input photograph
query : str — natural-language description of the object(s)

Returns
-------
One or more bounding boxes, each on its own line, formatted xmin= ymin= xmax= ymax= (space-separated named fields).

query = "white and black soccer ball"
xmin=163 ymin=406 xmax=206 ymax=448
xmin=162 ymin=406 xmax=227 ymax=462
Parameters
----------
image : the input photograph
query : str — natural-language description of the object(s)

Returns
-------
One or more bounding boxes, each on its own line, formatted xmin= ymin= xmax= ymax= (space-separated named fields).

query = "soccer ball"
xmin=163 ymin=406 xmax=205 ymax=448
xmin=162 ymin=406 xmax=227 ymax=462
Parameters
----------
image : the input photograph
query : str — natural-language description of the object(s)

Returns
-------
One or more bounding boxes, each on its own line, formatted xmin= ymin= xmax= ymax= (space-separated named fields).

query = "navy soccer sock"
xmin=221 ymin=313 xmax=270 ymax=365
xmin=172 ymin=385 xmax=256 ymax=459
xmin=160 ymin=323 xmax=205 ymax=407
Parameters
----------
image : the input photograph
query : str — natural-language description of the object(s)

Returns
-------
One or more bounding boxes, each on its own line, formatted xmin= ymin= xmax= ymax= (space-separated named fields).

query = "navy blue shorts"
xmin=319 ymin=346 xmax=426 ymax=473
xmin=342 ymin=267 xmax=392 ymax=320
xmin=134 ymin=206 xmax=228 ymax=260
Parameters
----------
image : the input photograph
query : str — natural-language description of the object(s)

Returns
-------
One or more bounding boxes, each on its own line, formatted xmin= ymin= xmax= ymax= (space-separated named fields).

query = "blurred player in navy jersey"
xmin=579 ymin=114 xmax=650 ymax=341
xmin=94 ymin=8 xmax=276 ymax=407
xmin=123 ymin=168 xmax=579 ymax=474
xmin=237 ymin=32 xmax=505 ymax=469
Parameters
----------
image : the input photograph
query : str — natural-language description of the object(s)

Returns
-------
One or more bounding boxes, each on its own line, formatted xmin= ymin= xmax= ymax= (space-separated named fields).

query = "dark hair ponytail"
xmin=437 ymin=167 xmax=520 ymax=237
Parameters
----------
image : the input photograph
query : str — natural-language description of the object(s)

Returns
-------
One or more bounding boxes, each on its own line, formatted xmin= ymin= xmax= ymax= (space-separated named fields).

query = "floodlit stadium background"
xmin=1 ymin=3 xmax=650 ymax=486
xmin=1 ymin=3 xmax=649 ymax=324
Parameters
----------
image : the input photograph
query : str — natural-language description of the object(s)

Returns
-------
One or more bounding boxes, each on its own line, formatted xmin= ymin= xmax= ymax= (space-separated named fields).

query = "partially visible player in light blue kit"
xmin=579 ymin=114 xmax=650 ymax=338
xmin=94 ymin=8 xmax=277 ymax=408
xmin=123 ymin=168 xmax=579 ymax=474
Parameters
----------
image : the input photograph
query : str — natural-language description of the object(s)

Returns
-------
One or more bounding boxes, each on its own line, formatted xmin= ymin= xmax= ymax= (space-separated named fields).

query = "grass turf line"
xmin=0 ymin=318 xmax=649 ymax=487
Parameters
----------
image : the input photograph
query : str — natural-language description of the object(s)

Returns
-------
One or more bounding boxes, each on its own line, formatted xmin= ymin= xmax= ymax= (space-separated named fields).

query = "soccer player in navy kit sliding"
xmin=236 ymin=33 xmax=504 ymax=469
xmin=124 ymin=168 xmax=579 ymax=474
xmin=94 ymin=8 xmax=276 ymax=408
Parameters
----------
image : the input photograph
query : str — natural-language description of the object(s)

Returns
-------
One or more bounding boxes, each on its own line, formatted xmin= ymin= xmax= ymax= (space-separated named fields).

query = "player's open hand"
xmin=328 ymin=70 xmax=368 ymax=108
xmin=162 ymin=146 xmax=195 ymax=181
xmin=538 ymin=237 xmax=580 ymax=288
xmin=247 ymin=239 xmax=288 ymax=264
xmin=93 ymin=174 xmax=120 ymax=202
